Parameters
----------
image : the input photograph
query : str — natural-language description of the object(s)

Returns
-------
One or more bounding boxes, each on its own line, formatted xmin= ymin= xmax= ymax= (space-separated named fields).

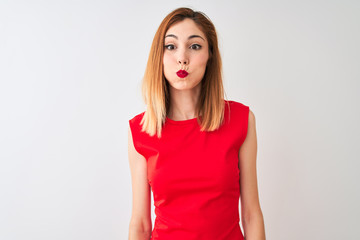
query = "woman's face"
xmin=163 ymin=18 xmax=209 ymax=91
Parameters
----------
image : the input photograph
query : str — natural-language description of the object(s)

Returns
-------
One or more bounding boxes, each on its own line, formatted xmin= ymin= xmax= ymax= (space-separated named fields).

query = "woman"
xmin=128 ymin=7 xmax=265 ymax=240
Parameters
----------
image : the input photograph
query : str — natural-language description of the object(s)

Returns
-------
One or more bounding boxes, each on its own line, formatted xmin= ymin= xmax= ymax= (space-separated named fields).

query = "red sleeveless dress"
xmin=129 ymin=100 xmax=249 ymax=240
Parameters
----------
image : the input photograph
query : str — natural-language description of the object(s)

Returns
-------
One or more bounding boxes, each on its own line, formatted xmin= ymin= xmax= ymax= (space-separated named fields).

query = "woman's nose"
xmin=177 ymin=50 xmax=189 ymax=66
xmin=178 ymin=59 xmax=187 ymax=65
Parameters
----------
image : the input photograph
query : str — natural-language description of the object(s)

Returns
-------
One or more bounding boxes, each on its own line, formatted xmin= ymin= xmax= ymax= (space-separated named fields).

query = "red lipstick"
xmin=176 ymin=70 xmax=188 ymax=78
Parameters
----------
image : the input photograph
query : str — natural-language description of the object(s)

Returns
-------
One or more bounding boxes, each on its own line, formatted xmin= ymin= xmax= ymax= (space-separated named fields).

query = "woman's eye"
xmin=164 ymin=44 xmax=175 ymax=50
xmin=190 ymin=44 xmax=202 ymax=50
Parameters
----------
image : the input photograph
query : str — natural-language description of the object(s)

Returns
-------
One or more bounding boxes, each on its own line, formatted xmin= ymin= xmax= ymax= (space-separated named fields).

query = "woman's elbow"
xmin=128 ymin=219 xmax=152 ymax=240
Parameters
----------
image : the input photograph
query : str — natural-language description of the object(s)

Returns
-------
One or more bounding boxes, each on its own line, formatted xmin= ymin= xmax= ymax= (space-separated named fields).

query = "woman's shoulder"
xmin=225 ymin=99 xmax=249 ymax=111
xmin=129 ymin=111 xmax=145 ymax=122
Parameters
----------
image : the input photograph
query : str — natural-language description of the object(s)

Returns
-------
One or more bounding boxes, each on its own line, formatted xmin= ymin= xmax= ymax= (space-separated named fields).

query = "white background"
xmin=1 ymin=0 xmax=359 ymax=239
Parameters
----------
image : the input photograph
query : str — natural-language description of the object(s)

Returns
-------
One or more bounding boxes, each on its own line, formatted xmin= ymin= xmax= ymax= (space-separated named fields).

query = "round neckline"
xmin=164 ymin=99 xmax=229 ymax=125
xmin=165 ymin=116 xmax=198 ymax=125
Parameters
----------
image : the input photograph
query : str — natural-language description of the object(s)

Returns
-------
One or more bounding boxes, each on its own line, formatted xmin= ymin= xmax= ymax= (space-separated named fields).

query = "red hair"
xmin=140 ymin=7 xmax=228 ymax=138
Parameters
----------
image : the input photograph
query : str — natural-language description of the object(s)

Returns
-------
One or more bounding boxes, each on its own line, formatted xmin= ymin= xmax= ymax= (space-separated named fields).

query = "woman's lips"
xmin=176 ymin=70 xmax=188 ymax=78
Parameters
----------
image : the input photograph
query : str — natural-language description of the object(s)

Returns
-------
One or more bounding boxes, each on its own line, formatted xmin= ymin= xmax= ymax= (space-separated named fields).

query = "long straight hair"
xmin=140 ymin=7 xmax=228 ymax=138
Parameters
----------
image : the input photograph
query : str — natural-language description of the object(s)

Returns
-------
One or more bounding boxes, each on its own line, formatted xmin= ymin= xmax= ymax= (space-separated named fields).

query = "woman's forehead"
xmin=165 ymin=18 xmax=206 ymax=40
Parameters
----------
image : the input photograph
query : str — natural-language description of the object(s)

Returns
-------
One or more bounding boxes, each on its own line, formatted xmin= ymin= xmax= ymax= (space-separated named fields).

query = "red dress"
xmin=129 ymin=100 xmax=249 ymax=240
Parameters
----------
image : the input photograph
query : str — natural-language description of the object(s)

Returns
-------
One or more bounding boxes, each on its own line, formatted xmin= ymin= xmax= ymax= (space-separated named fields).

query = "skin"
xmin=239 ymin=111 xmax=266 ymax=239
xmin=163 ymin=18 xmax=209 ymax=120
xmin=128 ymin=129 xmax=152 ymax=240
xmin=128 ymin=18 xmax=265 ymax=240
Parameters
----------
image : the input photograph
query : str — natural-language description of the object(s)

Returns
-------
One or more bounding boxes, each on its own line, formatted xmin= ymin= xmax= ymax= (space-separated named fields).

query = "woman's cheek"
xmin=195 ymin=53 xmax=209 ymax=66
xmin=163 ymin=54 xmax=168 ymax=66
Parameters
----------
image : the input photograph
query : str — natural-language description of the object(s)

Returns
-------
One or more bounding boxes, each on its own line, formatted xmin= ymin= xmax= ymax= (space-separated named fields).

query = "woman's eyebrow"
xmin=164 ymin=34 xmax=205 ymax=41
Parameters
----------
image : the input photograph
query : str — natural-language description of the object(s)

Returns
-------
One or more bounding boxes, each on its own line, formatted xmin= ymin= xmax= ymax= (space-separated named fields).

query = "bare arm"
xmin=128 ymin=126 xmax=152 ymax=240
xmin=239 ymin=110 xmax=266 ymax=240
